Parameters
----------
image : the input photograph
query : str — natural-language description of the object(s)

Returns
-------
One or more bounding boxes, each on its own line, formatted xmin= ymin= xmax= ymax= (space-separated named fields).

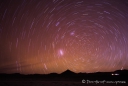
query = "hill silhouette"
xmin=113 ymin=69 xmax=128 ymax=75
xmin=61 ymin=69 xmax=75 ymax=75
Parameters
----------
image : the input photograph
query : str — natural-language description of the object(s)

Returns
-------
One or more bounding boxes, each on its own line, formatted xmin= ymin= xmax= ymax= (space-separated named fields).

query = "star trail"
xmin=0 ymin=0 xmax=128 ymax=74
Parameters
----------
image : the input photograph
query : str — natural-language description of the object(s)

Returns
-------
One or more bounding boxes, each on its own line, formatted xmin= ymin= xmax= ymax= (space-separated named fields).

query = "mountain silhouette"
xmin=61 ymin=70 xmax=75 ymax=75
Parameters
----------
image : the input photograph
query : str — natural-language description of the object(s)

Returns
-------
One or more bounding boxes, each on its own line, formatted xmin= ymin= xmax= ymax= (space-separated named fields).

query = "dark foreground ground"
xmin=0 ymin=81 xmax=127 ymax=86
xmin=0 ymin=70 xmax=128 ymax=86
xmin=0 ymin=78 xmax=127 ymax=86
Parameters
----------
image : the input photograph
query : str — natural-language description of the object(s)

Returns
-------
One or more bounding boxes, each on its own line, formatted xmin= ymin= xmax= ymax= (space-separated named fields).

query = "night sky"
xmin=0 ymin=0 xmax=128 ymax=74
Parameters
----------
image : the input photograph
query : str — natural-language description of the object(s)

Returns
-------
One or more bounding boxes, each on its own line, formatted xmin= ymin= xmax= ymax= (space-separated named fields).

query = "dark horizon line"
xmin=0 ymin=69 xmax=128 ymax=75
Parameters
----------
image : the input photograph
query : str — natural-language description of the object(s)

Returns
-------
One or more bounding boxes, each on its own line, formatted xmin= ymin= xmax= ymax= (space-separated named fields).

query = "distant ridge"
xmin=113 ymin=69 xmax=128 ymax=75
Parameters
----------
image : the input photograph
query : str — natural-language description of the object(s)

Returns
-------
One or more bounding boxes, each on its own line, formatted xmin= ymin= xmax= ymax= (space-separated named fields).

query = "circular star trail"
xmin=0 ymin=0 xmax=128 ymax=74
